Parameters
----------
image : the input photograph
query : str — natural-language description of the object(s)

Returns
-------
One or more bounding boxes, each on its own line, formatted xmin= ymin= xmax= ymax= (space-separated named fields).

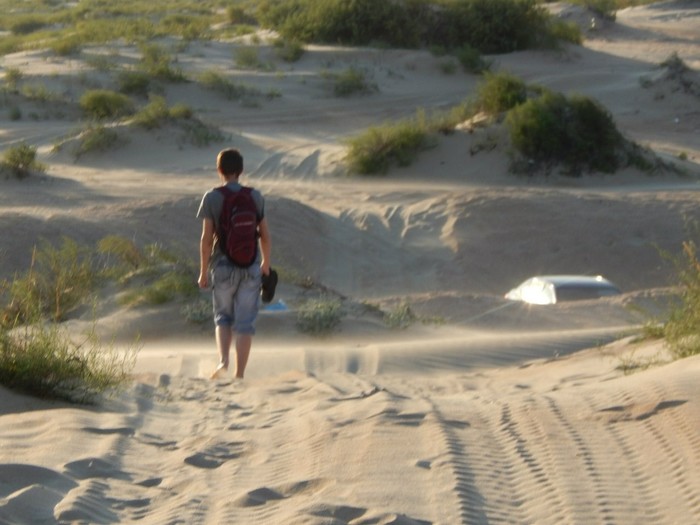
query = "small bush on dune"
xmin=3 ymin=67 xmax=23 ymax=91
xmin=50 ymin=36 xmax=82 ymax=56
xmin=130 ymin=96 xmax=194 ymax=129
xmin=259 ymin=0 xmax=423 ymax=48
xmin=198 ymin=70 xmax=259 ymax=100
xmin=257 ymin=0 xmax=558 ymax=52
xmin=0 ymin=322 xmax=137 ymax=403
xmin=326 ymin=67 xmax=376 ymax=97
xmin=80 ymin=89 xmax=134 ymax=120
xmin=506 ymin=91 xmax=624 ymax=175
xmin=296 ymin=297 xmax=343 ymax=335
xmin=138 ymin=43 xmax=185 ymax=82
xmin=662 ymin=239 xmax=700 ymax=359
xmin=385 ymin=301 xmax=417 ymax=329
xmin=273 ymin=37 xmax=305 ymax=62
xmin=131 ymin=95 xmax=171 ymax=129
xmin=102 ymin=240 xmax=198 ymax=307
xmin=455 ymin=44 xmax=492 ymax=74
xmin=1 ymin=143 xmax=46 ymax=178
xmin=226 ymin=6 xmax=257 ymax=26
xmin=73 ymin=124 xmax=125 ymax=159
xmin=117 ymin=70 xmax=151 ymax=96
xmin=158 ymin=14 xmax=212 ymax=41
xmin=97 ymin=235 xmax=144 ymax=276
xmin=345 ymin=111 xmax=432 ymax=175
xmin=8 ymin=15 xmax=48 ymax=36
xmin=545 ymin=19 xmax=583 ymax=47
xmin=444 ymin=0 xmax=549 ymax=53
xmin=1 ymin=238 xmax=97 ymax=327
xmin=477 ymin=71 xmax=528 ymax=114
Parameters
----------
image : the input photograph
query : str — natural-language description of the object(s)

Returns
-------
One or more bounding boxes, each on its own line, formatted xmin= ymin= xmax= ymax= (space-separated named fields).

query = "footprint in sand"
xmin=184 ymin=441 xmax=247 ymax=469
xmin=63 ymin=458 xmax=131 ymax=481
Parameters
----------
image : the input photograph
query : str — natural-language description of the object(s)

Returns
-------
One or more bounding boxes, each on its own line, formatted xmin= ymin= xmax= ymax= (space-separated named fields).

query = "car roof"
xmin=529 ymin=275 xmax=618 ymax=288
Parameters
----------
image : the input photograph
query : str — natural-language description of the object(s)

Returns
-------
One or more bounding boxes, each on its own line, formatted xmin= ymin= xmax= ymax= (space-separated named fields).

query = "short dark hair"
xmin=217 ymin=148 xmax=243 ymax=177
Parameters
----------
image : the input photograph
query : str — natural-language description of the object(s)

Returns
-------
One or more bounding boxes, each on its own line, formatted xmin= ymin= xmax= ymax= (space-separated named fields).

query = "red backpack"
xmin=216 ymin=186 xmax=259 ymax=267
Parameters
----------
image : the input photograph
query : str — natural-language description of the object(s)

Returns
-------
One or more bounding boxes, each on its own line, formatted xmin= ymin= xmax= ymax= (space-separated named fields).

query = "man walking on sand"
xmin=197 ymin=148 xmax=271 ymax=379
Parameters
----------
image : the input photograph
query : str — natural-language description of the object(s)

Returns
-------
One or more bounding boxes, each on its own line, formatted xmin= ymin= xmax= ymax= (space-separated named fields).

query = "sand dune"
xmin=1 ymin=2 xmax=700 ymax=524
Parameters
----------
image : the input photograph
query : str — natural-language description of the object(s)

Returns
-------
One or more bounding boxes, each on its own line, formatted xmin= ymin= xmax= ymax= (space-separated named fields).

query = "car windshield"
xmin=555 ymin=285 xmax=619 ymax=302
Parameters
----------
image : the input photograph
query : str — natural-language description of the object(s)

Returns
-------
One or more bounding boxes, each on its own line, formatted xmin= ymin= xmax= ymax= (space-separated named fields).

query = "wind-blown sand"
xmin=1 ymin=2 xmax=700 ymax=524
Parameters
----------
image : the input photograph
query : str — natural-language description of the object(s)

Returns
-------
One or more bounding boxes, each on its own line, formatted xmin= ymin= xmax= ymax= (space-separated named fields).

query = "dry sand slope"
xmin=1 ymin=1 xmax=700 ymax=524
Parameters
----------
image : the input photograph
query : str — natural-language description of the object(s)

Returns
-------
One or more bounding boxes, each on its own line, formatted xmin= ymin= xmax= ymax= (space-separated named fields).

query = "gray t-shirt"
xmin=197 ymin=181 xmax=265 ymax=265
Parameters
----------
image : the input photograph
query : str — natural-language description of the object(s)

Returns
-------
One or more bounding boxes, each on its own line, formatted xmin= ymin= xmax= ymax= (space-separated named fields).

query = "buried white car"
xmin=505 ymin=275 xmax=621 ymax=305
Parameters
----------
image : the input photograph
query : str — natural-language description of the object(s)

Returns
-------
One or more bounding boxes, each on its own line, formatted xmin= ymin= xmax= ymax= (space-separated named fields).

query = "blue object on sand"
xmin=263 ymin=300 xmax=287 ymax=312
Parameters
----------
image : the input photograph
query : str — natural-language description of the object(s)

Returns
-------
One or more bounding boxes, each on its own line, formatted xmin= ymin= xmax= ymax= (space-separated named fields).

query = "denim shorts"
xmin=211 ymin=260 xmax=261 ymax=334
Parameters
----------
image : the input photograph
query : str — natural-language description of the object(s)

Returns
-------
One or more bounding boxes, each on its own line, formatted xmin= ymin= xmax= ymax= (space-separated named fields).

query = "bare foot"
xmin=210 ymin=364 xmax=227 ymax=379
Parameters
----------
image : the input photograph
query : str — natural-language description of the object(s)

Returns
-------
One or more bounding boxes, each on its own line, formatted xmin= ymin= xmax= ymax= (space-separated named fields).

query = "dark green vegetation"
xmin=1 ymin=143 xmax=46 ymax=178
xmin=0 ymin=236 xmax=198 ymax=403
xmin=257 ymin=0 xmax=569 ymax=52
xmin=659 ymin=237 xmax=700 ymax=360
xmin=346 ymin=72 xmax=663 ymax=177
xmin=0 ymin=0 xmax=583 ymax=57
xmin=0 ymin=322 xmax=137 ymax=404
xmin=506 ymin=92 xmax=625 ymax=175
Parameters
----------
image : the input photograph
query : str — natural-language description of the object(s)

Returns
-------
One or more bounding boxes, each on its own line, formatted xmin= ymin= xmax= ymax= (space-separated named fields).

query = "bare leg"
xmin=211 ymin=325 xmax=233 ymax=378
xmin=234 ymin=334 xmax=252 ymax=378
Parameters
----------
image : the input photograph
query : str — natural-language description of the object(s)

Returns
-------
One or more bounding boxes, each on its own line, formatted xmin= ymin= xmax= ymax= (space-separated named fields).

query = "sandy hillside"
xmin=1 ymin=2 xmax=700 ymax=524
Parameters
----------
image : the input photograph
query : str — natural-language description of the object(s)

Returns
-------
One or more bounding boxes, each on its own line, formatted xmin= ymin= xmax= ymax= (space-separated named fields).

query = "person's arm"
xmin=258 ymin=217 xmax=271 ymax=276
xmin=198 ymin=218 xmax=215 ymax=288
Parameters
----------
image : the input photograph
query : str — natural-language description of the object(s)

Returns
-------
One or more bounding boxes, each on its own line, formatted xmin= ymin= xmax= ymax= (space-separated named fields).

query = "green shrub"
xmin=662 ymin=240 xmax=700 ymax=359
xmin=444 ymin=0 xmax=549 ymax=53
xmin=109 ymin=241 xmax=197 ymax=306
xmin=181 ymin=298 xmax=211 ymax=324
xmin=0 ymin=35 xmax=22 ymax=56
xmin=118 ymin=260 xmax=197 ymax=307
xmin=327 ymin=67 xmax=376 ymax=97
xmin=20 ymin=83 xmax=61 ymax=103
xmin=273 ymin=37 xmax=305 ymax=62
xmin=97 ymin=235 xmax=144 ymax=276
xmin=8 ymin=16 xmax=48 ymax=35
xmin=385 ymin=301 xmax=417 ymax=329
xmin=72 ymin=124 xmax=124 ymax=158
xmin=477 ymin=71 xmax=528 ymax=114
xmin=235 ymin=46 xmax=269 ymax=70
xmin=660 ymin=52 xmax=689 ymax=76
xmin=258 ymin=0 xmax=551 ymax=52
xmin=258 ymin=0 xmax=423 ymax=48
xmin=455 ymin=44 xmax=491 ymax=74
xmin=131 ymin=95 xmax=171 ymax=129
xmin=439 ymin=59 xmax=458 ymax=75
xmin=1 ymin=143 xmax=46 ymax=178
xmin=198 ymin=69 xmax=257 ymax=100
xmin=50 ymin=36 xmax=82 ymax=56
xmin=179 ymin=119 xmax=227 ymax=147
xmin=345 ymin=111 xmax=431 ymax=174
xmin=169 ymin=102 xmax=192 ymax=120
xmin=3 ymin=67 xmax=23 ymax=91
xmin=1 ymin=238 xmax=96 ymax=326
xmin=80 ymin=89 xmax=134 ymax=120
xmin=0 ymin=322 xmax=137 ymax=403
xmin=580 ymin=0 xmax=618 ymax=20
xmin=296 ymin=297 xmax=343 ymax=335
xmin=158 ymin=14 xmax=211 ymax=40
xmin=138 ymin=42 xmax=185 ymax=81
xmin=545 ymin=19 xmax=583 ymax=46
xmin=117 ymin=70 xmax=151 ymax=96
xmin=506 ymin=91 xmax=624 ymax=175
xmin=9 ymin=106 xmax=22 ymax=121
xmin=226 ymin=5 xmax=257 ymax=25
